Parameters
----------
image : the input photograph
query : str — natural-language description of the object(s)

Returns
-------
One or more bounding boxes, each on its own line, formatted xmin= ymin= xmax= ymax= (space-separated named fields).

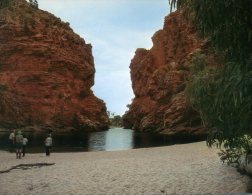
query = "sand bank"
xmin=0 ymin=141 xmax=251 ymax=194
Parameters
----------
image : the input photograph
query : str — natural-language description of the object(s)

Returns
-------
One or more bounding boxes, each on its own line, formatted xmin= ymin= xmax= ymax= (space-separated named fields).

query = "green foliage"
xmin=217 ymin=135 xmax=252 ymax=165
xmin=186 ymin=53 xmax=252 ymax=163
xmin=29 ymin=0 xmax=38 ymax=9
xmin=170 ymin=0 xmax=252 ymax=164
xmin=110 ymin=115 xmax=122 ymax=127
xmin=186 ymin=53 xmax=252 ymax=137
xmin=107 ymin=111 xmax=122 ymax=127
xmin=185 ymin=53 xmax=218 ymax=126
xmin=170 ymin=0 xmax=252 ymax=62
xmin=107 ymin=111 xmax=115 ymax=118
xmin=34 ymin=0 xmax=38 ymax=8
xmin=187 ymin=55 xmax=252 ymax=135
xmin=185 ymin=52 xmax=208 ymax=74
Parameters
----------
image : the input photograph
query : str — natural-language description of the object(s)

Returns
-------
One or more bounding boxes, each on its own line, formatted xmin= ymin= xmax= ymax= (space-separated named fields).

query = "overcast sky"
xmin=39 ymin=0 xmax=169 ymax=115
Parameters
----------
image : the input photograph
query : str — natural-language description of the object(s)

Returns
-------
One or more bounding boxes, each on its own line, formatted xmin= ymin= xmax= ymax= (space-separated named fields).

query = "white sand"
xmin=0 ymin=141 xmax=250 ymax=195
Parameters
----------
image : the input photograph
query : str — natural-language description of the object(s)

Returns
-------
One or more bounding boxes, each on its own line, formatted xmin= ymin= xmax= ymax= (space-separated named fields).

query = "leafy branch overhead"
xmin=169 ymin=0 xmax=252 ymax=62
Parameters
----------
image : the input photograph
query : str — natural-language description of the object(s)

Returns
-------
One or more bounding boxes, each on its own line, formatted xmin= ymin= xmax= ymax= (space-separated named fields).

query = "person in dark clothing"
xmin=15 ymin=131 xmax=23 ymax=159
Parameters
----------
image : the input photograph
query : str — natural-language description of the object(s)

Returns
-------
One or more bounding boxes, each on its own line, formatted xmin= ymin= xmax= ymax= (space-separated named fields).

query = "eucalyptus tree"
xmin=169 ymin=0 xmax=252 ymax=62
xmin=169 ymin=0 xmax=252 ymax=163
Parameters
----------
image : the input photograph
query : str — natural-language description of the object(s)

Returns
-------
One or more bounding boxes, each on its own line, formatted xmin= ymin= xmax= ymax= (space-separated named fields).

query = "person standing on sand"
xmin=44 ymin=134 xmax=52 ymax=156
xmin=9 ymin=129 xmax=15 ymax=153
xmin=22 ymin=135 xmax=28 ymax=157
xmin=15 ymin=131 xmax=23 ymax=159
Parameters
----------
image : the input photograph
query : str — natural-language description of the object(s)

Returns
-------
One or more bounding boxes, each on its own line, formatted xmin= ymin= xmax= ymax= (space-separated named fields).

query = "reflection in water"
xmin=88 ymin=128 xmax=133 ymax=151
xmin=105 ymin=128 xmax=133 ymax=151
xmin=87 ymin=128 xmax=177 ymax=151
xmin=88 ymin=131 xmax=106 ymax=151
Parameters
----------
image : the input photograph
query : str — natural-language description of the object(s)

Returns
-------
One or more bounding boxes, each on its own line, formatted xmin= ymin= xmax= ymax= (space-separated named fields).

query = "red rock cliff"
xmin=123 ymin=10 xmax=207 ymax=139
xmin=0 ymin=0 xmax=109 ymax=132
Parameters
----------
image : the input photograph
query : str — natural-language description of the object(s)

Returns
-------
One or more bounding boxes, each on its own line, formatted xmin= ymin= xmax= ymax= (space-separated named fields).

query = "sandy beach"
xmin=0 ymin=141 xmax=251 ymax=195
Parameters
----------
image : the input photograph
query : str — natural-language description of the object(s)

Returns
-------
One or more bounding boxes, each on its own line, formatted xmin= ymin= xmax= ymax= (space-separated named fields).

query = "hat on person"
xmin=17 ymin=130 xmax=22 ymax=135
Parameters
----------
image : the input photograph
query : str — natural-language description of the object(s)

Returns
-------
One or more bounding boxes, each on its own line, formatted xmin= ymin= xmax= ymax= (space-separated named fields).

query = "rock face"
xmin=0 ymin=0 xmax=109 ymax=132
xmin=123 ymin=10 xmax=207 ymax=139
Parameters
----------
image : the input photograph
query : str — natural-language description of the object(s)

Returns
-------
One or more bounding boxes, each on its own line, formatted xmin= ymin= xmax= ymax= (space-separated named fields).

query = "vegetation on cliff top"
xmin=29 ymin=0 xmax=39 ymax=9
xmin=170 ymin=0 xmax=252 ymax=164
xmin=0 ymin=0 xmax=39 ymax=9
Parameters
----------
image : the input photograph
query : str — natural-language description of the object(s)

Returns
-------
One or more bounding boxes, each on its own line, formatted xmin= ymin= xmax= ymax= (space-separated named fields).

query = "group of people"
xmin=9 ymin=130 xmax=28 ymax=159
xmin=9 ymin=130 xmax=53 ymax=158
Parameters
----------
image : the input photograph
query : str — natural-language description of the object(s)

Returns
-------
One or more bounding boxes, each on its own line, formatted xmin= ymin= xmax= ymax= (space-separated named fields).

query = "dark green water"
xmin=0 ymin=128 xmax=193 ymax=153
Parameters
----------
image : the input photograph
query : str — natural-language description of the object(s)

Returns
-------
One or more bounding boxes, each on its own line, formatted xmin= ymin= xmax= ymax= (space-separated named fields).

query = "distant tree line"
xmin=107 ymin=111 xmax=122 ymax=127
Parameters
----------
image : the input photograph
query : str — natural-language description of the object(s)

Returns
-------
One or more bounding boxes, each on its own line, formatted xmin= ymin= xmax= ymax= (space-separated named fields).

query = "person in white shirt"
xmin=9 ymin=130 xmax=15 ymax=153
xmin=44 ymin=134 xmax=53 ymax=156
xmin=22 ymin=136 xmax=28 ymax=157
